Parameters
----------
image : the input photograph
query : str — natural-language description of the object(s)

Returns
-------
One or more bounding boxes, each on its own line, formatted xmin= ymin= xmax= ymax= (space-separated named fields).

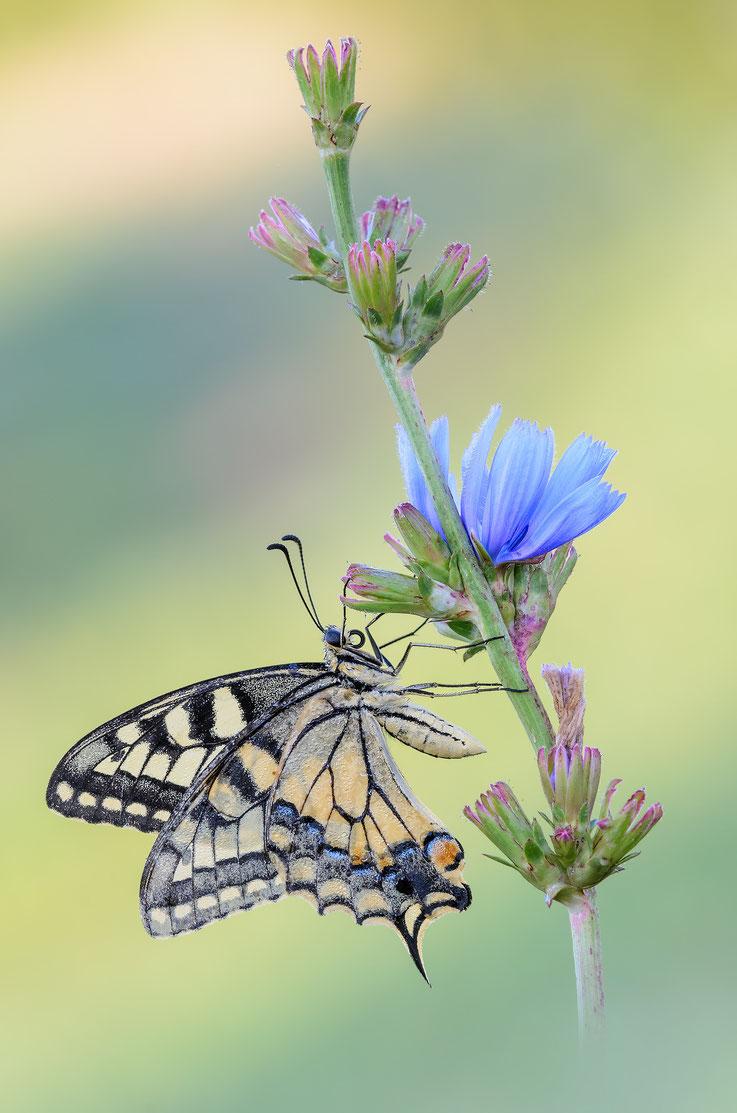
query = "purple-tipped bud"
xmin=392 ymin=503 xmax=455 ymax=583
xmin=342 ymin=560 xmax=469 ymax=621
xmin=360 ymin=196 xmax=424 ymax=266
xmin=347 ymin=240 xmax=404 ymax=350
xmin=287 ymin=38 xmax=367 ymax=152
xmin=249 ymin=199 xmax=347 ymax=291
xmin=537 ymin=744 xmax=601 ymax=826
xmin=426 ymin=244 xmax=490 ymax=312
xmin=468 ymin=742 xmax=663 ymax=905
xmin=591 ymin=783 xmax=663 ymax=863
xmin=465 ymin=782 xmax=570 ymax=901
xmin=397 ymin=243 xmax=490 ymax=369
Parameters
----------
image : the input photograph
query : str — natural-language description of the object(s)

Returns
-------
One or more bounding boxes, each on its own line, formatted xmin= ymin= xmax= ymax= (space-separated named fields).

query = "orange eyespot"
xmin=427 ymin=836 xmax=462 ymax=873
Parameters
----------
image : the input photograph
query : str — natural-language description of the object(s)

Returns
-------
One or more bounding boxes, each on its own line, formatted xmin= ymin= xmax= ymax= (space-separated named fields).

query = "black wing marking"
xmin=139 ymin=682 xmax=337 ymax=935
xmin=46 ymin=663 xmax=325 ymax=833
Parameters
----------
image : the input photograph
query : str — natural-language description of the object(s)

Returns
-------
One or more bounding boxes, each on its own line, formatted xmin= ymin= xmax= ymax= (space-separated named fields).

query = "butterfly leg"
xmin=392 ymin=635 xmax=503 ymax=674
xmin=401 ymin=681 xmax=526 ymax=697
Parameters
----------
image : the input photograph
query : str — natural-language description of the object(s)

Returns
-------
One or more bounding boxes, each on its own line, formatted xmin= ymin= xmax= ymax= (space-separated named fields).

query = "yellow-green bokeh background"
xmin=3 ymin=2 xmax=734 ymax=1109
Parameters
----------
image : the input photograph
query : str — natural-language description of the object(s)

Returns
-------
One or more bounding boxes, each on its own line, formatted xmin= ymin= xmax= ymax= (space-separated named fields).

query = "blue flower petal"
xmin=504 ymin=478 xmax=626 ymax=561
xmin=396 ymin=423 xmax=427 ymax=513
xmin=430 ymin=415 xmax=451 ymax=484
xmin=460 ymin=404 xmax=501 ymax=538
xmin=532 ymin=433 xmax=617 ymax=524
xmin=396 ymin=418 xmax=455 ymax=537
xmin=481 ymin=420 xmax=554 ymax=561
xmin=397 ymin=408 xmax=623 ymax=566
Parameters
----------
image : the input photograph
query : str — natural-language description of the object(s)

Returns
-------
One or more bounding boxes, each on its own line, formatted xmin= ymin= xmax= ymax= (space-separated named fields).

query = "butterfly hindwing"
xmin=267 ymin=689 xmax=471 ymax=979
xmin=139 ymin=683 xmax=471 ymax=976
xmin=46 ymin=664 xmax=325 ymax=833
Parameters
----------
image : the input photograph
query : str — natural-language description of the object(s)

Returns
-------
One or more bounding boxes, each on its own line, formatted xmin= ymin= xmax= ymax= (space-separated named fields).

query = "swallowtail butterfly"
xmin=47 ymin=537 xmax=503 ymax=979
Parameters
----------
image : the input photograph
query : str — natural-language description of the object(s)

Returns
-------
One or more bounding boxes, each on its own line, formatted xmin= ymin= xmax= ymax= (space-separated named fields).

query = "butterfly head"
xmin=322 ymin=624 xmax=389 ymax=675
xmin=267 ymin=536 xmax=392 ymax=672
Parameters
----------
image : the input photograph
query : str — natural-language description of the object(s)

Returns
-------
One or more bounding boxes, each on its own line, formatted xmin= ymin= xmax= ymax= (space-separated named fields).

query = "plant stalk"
xmin=565 ymin=887 xmax=606 ymax=1040
xmin=321 ymin=149 xmax=555 ymax=753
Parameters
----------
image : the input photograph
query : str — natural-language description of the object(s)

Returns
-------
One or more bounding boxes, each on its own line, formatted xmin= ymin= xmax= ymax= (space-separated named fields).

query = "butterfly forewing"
xmin=47 ymin=664 xmax=325 ymax=833
xmin=139 ymin=683 xmax=335 ymax=935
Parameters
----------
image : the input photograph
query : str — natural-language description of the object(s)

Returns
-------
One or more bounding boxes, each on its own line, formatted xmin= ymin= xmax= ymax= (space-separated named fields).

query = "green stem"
xmin=321 ymin=152 xmax=360 ymax=259
xmin=320 ymin=150 xmax=554 ymax=753
xmin=565 ymin=887 xmax=606 ymax=1041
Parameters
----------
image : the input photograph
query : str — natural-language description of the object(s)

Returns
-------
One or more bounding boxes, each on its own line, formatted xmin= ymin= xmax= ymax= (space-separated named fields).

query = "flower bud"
xmin=591 ymin=785 xmax=664 ymax=864
xmin=360 ymin=196 xmax=424 ymax=269
xmin=464 ymin=785 xmax=567 ymax=902
xmin=490 ymin=542 xmax=578 ymax=664
xmin=398 ymin=244 xmax=489 ymax=368
xmin=341 ymin=563 xmax=467 ymax=620
xmin=341 ymin=565 xmax=429 ymax=615
xmin=390 ymin=503 xmax=454 ymax=583
xmin=537 ymin=743 xmax=602 ymax=826
xmin=287 ymin=38 xmax=368 ymax=153
xmin=249 ymin=199 xmax=347 ymax=291
xmin=347 ymin=240 xmax=404 ymax=350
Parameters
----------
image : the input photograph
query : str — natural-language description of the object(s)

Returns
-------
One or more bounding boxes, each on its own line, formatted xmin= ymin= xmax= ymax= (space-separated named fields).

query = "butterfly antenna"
xmin=281 ymin=534 xmax=324 ymax=630
xmin=267 ymin=542 xmax=323 ymax=632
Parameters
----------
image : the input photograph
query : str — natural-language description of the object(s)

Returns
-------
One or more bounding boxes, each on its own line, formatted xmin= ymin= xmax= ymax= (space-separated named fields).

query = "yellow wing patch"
xmin=266 ymin=691 xmax=471 ymax=980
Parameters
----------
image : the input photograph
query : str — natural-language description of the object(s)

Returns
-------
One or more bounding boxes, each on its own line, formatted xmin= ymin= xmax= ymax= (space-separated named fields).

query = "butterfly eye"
xmin=347 ymin=630 xmax=365 ymax=649
xmin=324 ymin=627 xmax=342 ymax=646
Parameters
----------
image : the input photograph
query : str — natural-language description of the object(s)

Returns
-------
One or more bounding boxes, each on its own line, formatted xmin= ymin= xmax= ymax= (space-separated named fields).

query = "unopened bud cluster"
xmin=341 ymin=504 xmax=474 ymax=623
xmin=465 ymin=743 xmax=663 ymax=907
xmin=250 ymin=195 xmax=425 ymax=295
xmin=348 ymin=240 xmax=489 ymax=368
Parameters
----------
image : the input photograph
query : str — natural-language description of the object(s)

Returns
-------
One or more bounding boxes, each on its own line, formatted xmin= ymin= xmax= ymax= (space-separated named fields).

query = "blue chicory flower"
xmin=396 ymin=405 xmax=624 ymax=564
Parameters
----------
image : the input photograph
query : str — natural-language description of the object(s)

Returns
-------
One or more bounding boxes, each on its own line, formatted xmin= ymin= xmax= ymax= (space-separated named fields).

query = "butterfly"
xmin=47 ymin=537 xmax=503 ymax=979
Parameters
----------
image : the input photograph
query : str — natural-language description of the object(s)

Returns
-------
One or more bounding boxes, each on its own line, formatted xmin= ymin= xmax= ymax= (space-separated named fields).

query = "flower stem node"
xmin=465 ymin=745 xmax=662 ymax=905
xmin=287 ymin=39 xmax=368 ymax=153
xmin=249 ymin=199 xmax=347 ymax=291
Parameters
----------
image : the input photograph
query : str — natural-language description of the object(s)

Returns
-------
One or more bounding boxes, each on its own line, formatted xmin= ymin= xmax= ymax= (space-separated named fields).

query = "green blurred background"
xmin=2 ymin=1 xmax=734 ymax=1109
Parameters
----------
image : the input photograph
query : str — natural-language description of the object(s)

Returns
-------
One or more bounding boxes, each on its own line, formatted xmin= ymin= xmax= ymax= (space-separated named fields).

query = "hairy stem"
xmin=564 ymin=887 xmax=606 ymax=1040
xmin=321 ymin=149 xmax=554 ymax=753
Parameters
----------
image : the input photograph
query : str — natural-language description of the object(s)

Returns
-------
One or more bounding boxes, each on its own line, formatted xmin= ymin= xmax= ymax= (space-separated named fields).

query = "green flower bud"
xmin=397 ymin=244 xmax=489 ymax=369
xmin=341 ymin=563 xmax=468 ymax=620
xmin=287 ymin=39 xmax=368 ymax=153
xmin=348 ymin=240 xmax=404 ymax=351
